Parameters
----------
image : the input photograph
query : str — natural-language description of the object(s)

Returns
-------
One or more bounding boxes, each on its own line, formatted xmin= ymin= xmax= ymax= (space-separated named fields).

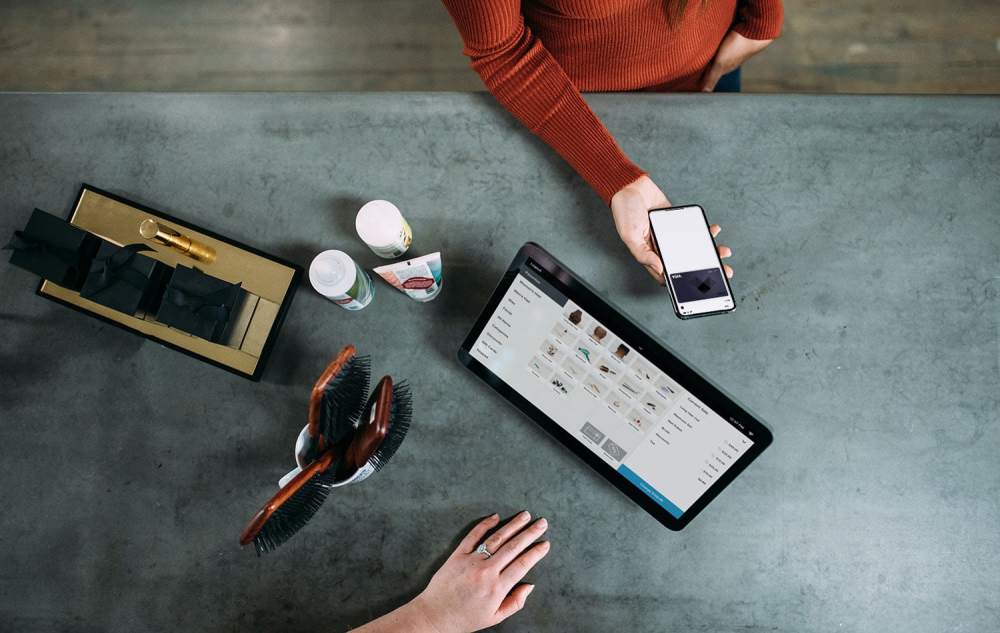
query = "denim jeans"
xmin=714 ymin=67 xmax=742 ymax=93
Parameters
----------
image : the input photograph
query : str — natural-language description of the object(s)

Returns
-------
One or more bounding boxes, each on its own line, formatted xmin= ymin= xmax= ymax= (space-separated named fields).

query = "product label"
xmin=402 ymin=276 xmax=435 ymax=290
xmin=368 ymin=219 xmax=413 ymax=259
xmin=322 ymin=264 xmax=374 ymax=310
xmin=331 ymin=294 xmax=368 ymax=310
xmin=330 ymin=461 xmax=376 ymax=487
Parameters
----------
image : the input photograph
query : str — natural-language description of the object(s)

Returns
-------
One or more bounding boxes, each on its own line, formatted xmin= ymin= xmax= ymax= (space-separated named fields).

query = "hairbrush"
xmin=306 ymin=345 xmax=370 ymax=459
xmin=335 ymin=376 xmax=412 ymax=483
xmin=240 ymin=372 xmax=412 ymax=554
xmin=240 ymin=447 xmax=340 ymax=555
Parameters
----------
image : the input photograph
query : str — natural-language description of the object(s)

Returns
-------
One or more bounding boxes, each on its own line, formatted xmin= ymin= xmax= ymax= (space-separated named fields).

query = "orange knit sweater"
xmin=441 ymin=0 xmax=783 ymax=203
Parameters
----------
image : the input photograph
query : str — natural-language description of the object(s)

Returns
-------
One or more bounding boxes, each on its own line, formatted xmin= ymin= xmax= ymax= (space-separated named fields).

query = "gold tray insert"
xmin=39 ymin=187 xmax=298 ymax=378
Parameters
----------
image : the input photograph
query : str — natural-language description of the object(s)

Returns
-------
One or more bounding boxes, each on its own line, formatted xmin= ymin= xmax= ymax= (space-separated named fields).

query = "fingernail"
xmin=536 ymin=518 xmax=548 ymax=529
xmin=525 ymin=584 xmax=535 ymax=596
xmin=519 ymin=510 xmax=531 ymax=520
xmin=490 ymin=513 xmax=499 ymax=519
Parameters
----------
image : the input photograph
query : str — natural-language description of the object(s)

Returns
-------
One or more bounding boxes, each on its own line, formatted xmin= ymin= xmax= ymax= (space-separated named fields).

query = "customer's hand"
xmin=353 ymin=512 xmax=550 ymax=633
xmin=610 ymin=175 xmax=734 ymax=284
xmin=699 ymin=30 xmax=774 ymax=92
xmin=407 ymin=512 xmax=550 ymax=633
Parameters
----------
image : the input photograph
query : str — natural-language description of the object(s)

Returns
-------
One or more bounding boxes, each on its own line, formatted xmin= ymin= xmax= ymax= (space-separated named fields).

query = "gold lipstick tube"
xmin=139 ymin=218 xmax=216 ymax=263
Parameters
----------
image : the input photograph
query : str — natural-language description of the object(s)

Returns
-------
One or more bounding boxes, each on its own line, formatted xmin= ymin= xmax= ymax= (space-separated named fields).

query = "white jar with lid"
xmin=308 ymin=250 xmax=374 ymax=310
xmin=355 ymin=200 xmax=413 ymax=259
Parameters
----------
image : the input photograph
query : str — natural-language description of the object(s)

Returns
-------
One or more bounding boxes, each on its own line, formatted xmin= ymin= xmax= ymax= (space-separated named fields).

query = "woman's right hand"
xmin=610 ymin=175 xmax=734 ymax=284
xmin=407 ymin=511 xmax=550 ymax=633
xmin=610 ymin=175 xmax=671 ymax=284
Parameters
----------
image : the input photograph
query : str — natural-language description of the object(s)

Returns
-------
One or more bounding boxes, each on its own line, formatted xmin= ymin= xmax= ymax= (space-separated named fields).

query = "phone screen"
xmin=649 ymin=206 xmax=734 ymax=317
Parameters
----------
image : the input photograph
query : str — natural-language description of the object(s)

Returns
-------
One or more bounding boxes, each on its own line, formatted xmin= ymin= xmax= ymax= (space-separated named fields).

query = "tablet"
xmin=458 ymin=243 xmax=772 ymax=530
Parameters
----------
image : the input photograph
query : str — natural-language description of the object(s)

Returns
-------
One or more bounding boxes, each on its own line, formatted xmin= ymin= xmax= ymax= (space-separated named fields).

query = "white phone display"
xmin=648 ymin=205 xmax=735 ymax=318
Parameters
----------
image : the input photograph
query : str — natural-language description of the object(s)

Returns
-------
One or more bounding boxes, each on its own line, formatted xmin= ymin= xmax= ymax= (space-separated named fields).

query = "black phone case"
xmin=648 ymin=204 xmax=736 ymax=319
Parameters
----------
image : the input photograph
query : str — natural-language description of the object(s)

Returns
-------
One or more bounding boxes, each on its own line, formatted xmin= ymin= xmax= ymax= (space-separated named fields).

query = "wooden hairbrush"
xmin=306 ymin=345 xmax=370 ymax=459
xmin=240 ymin=374 xmax=412 ymax=555
xmin=336 ymin=376 xmax=412 ymax=482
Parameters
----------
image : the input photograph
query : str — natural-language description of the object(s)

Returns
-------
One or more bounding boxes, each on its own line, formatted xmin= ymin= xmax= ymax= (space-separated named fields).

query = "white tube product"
xmin=355 ymin=200 xmax=412 ymax=259
xmin=308 ymin=250 xmax=374 ymax=310
xmin=373 ymin=252 xmax=442 ymax=302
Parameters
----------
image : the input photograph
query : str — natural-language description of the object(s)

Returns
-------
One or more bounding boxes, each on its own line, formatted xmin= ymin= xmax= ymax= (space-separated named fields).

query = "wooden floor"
xmin=0 ymin=0 xmax=997 ymax=93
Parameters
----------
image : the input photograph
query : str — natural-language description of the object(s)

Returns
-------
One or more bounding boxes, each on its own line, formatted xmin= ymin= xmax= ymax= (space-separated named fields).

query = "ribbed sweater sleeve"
xmin=733 ymin=0 xmax=784 ymax=40
xmin=441 ymin=0 xmax=645 ymax=204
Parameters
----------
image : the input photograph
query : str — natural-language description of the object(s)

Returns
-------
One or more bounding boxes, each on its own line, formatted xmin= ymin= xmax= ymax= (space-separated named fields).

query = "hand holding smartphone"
xmin=648 ymin=205 xmax=735 ymax=319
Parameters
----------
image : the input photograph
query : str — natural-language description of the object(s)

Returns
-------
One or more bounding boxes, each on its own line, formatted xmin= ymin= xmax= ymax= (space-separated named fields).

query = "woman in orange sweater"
xmin=441 ymin=0 xmax=783 ymax=284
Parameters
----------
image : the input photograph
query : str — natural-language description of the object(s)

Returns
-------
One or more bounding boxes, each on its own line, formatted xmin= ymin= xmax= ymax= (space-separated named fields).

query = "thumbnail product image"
xmin=617 ymin=377 xmax=641 ymax=399
xmin=614 ymin=343 xmax=630 ymax=360
xmin=550 ymin=376 xmax=571 ymax=395
xmin=527 ymin=355 xmax=548 ymax=376
xmin=654 ymin=376 xmax=681 ymax=402
xmin=560 ymin=356 xmax=586 ymax=381
xmin=575 ymin=343 xmax=595 ymax=364
xmin=552 ymin=322 xmax=577 ymax=346
xmin=626 ymin=408 xmax=653 ymax=431
xmin=591 ymin=325 xmax=607 ymax=342
xmin=606 ymin=393 xmax=627 ymax=414
xmin=630 ymin=357 xmax=657 ymax=382
xmin=541 ymin=338 xmax=564 ymax=363
xmin=640 ymin=393 xmax=660 ymax=415
xmin=568 ymin=308 xmax=583 ymax=325
xmin=584 ymin=375 xmax=604 ymax=397
xmin=597 ymin=363 xmax=618 ymax=378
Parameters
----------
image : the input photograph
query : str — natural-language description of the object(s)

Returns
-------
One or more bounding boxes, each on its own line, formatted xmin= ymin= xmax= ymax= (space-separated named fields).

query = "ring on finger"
xmin=475 ymin=542 xmax=493 ymax=559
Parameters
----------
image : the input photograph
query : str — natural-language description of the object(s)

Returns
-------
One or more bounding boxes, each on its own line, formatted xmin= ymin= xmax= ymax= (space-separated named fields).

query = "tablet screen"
xmin=468 ymin=262 xmax=756 ymax=519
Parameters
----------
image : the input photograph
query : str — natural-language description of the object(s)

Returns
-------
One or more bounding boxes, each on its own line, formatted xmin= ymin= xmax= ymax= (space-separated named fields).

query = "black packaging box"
xmin=156 ymin=265 xmax=244 ymax=342
xmin=79 ymin=243 xmax=170 ymax=316
xmin=5 ymin=209 xmax=102 ymax=290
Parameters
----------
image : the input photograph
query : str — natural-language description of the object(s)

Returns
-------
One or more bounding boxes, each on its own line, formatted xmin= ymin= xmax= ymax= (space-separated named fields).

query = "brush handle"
xmin=342 ymin=375 xmax=393 ymax=474
xmin=307 ymin=345 xmax=357 ymax=452
xmin=239 ymin=448 xmax=337 ymax=546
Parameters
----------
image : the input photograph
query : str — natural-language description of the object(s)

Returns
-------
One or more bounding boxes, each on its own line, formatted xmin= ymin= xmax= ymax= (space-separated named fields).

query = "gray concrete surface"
xmin=0 ymin=93 xmax=997 ymax=632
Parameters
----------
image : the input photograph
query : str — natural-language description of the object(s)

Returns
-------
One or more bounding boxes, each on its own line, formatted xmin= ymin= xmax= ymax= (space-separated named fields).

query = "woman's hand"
xmin=610 ymin=175 xmax=733 ymax=284
xmin=409 ymin=512 xmax=549 ymax=632
xmin=357 ymin=512 xmax=549 ymax=633
xmin=699 ymin=30 xmax=774 ymax=92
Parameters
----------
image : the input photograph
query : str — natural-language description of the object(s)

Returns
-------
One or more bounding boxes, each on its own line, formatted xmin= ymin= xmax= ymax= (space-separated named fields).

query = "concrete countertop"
xmin=0 ymin=93 xmax=997 ymax=632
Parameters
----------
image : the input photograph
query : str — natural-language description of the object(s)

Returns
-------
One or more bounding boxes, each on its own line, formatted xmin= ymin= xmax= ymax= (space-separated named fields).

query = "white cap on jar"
xmin=356 ymin=200 xmax=405 ymax=248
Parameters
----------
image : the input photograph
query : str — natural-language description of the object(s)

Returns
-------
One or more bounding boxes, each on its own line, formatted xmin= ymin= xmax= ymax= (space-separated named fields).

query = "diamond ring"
xmin=475 ymin=542 xmax=493 ymax=559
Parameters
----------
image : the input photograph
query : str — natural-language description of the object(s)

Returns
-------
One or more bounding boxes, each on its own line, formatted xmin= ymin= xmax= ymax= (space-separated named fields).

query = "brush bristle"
xmin=368 ymin=381 xmax=412 ymax=473
xmin=253 ymin=469 xmax=338 ymax=555
xmin=320 ymin=354 xmax=371 ymax=445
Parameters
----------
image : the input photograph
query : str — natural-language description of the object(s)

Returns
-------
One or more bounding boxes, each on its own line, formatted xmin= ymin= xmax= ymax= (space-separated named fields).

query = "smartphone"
xmin=648 ymin=205 xmax=735 ymax=319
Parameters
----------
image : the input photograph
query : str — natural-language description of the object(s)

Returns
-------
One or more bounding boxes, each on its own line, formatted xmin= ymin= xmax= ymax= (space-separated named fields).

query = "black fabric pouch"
xmin=156 ymin=265 xmax=244 ymax=342
xmin=4 ymin=209 xmax=102 ymax=290
xmin=79 ymin=243 xmax=170 ymax=316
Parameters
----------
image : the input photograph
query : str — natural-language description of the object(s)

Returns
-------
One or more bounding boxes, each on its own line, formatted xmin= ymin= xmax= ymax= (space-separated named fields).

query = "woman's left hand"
xmin=699 ymin=31 xmax=774 ymax=92
xmin=410 ymin=512 xmax=550 ymax=632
